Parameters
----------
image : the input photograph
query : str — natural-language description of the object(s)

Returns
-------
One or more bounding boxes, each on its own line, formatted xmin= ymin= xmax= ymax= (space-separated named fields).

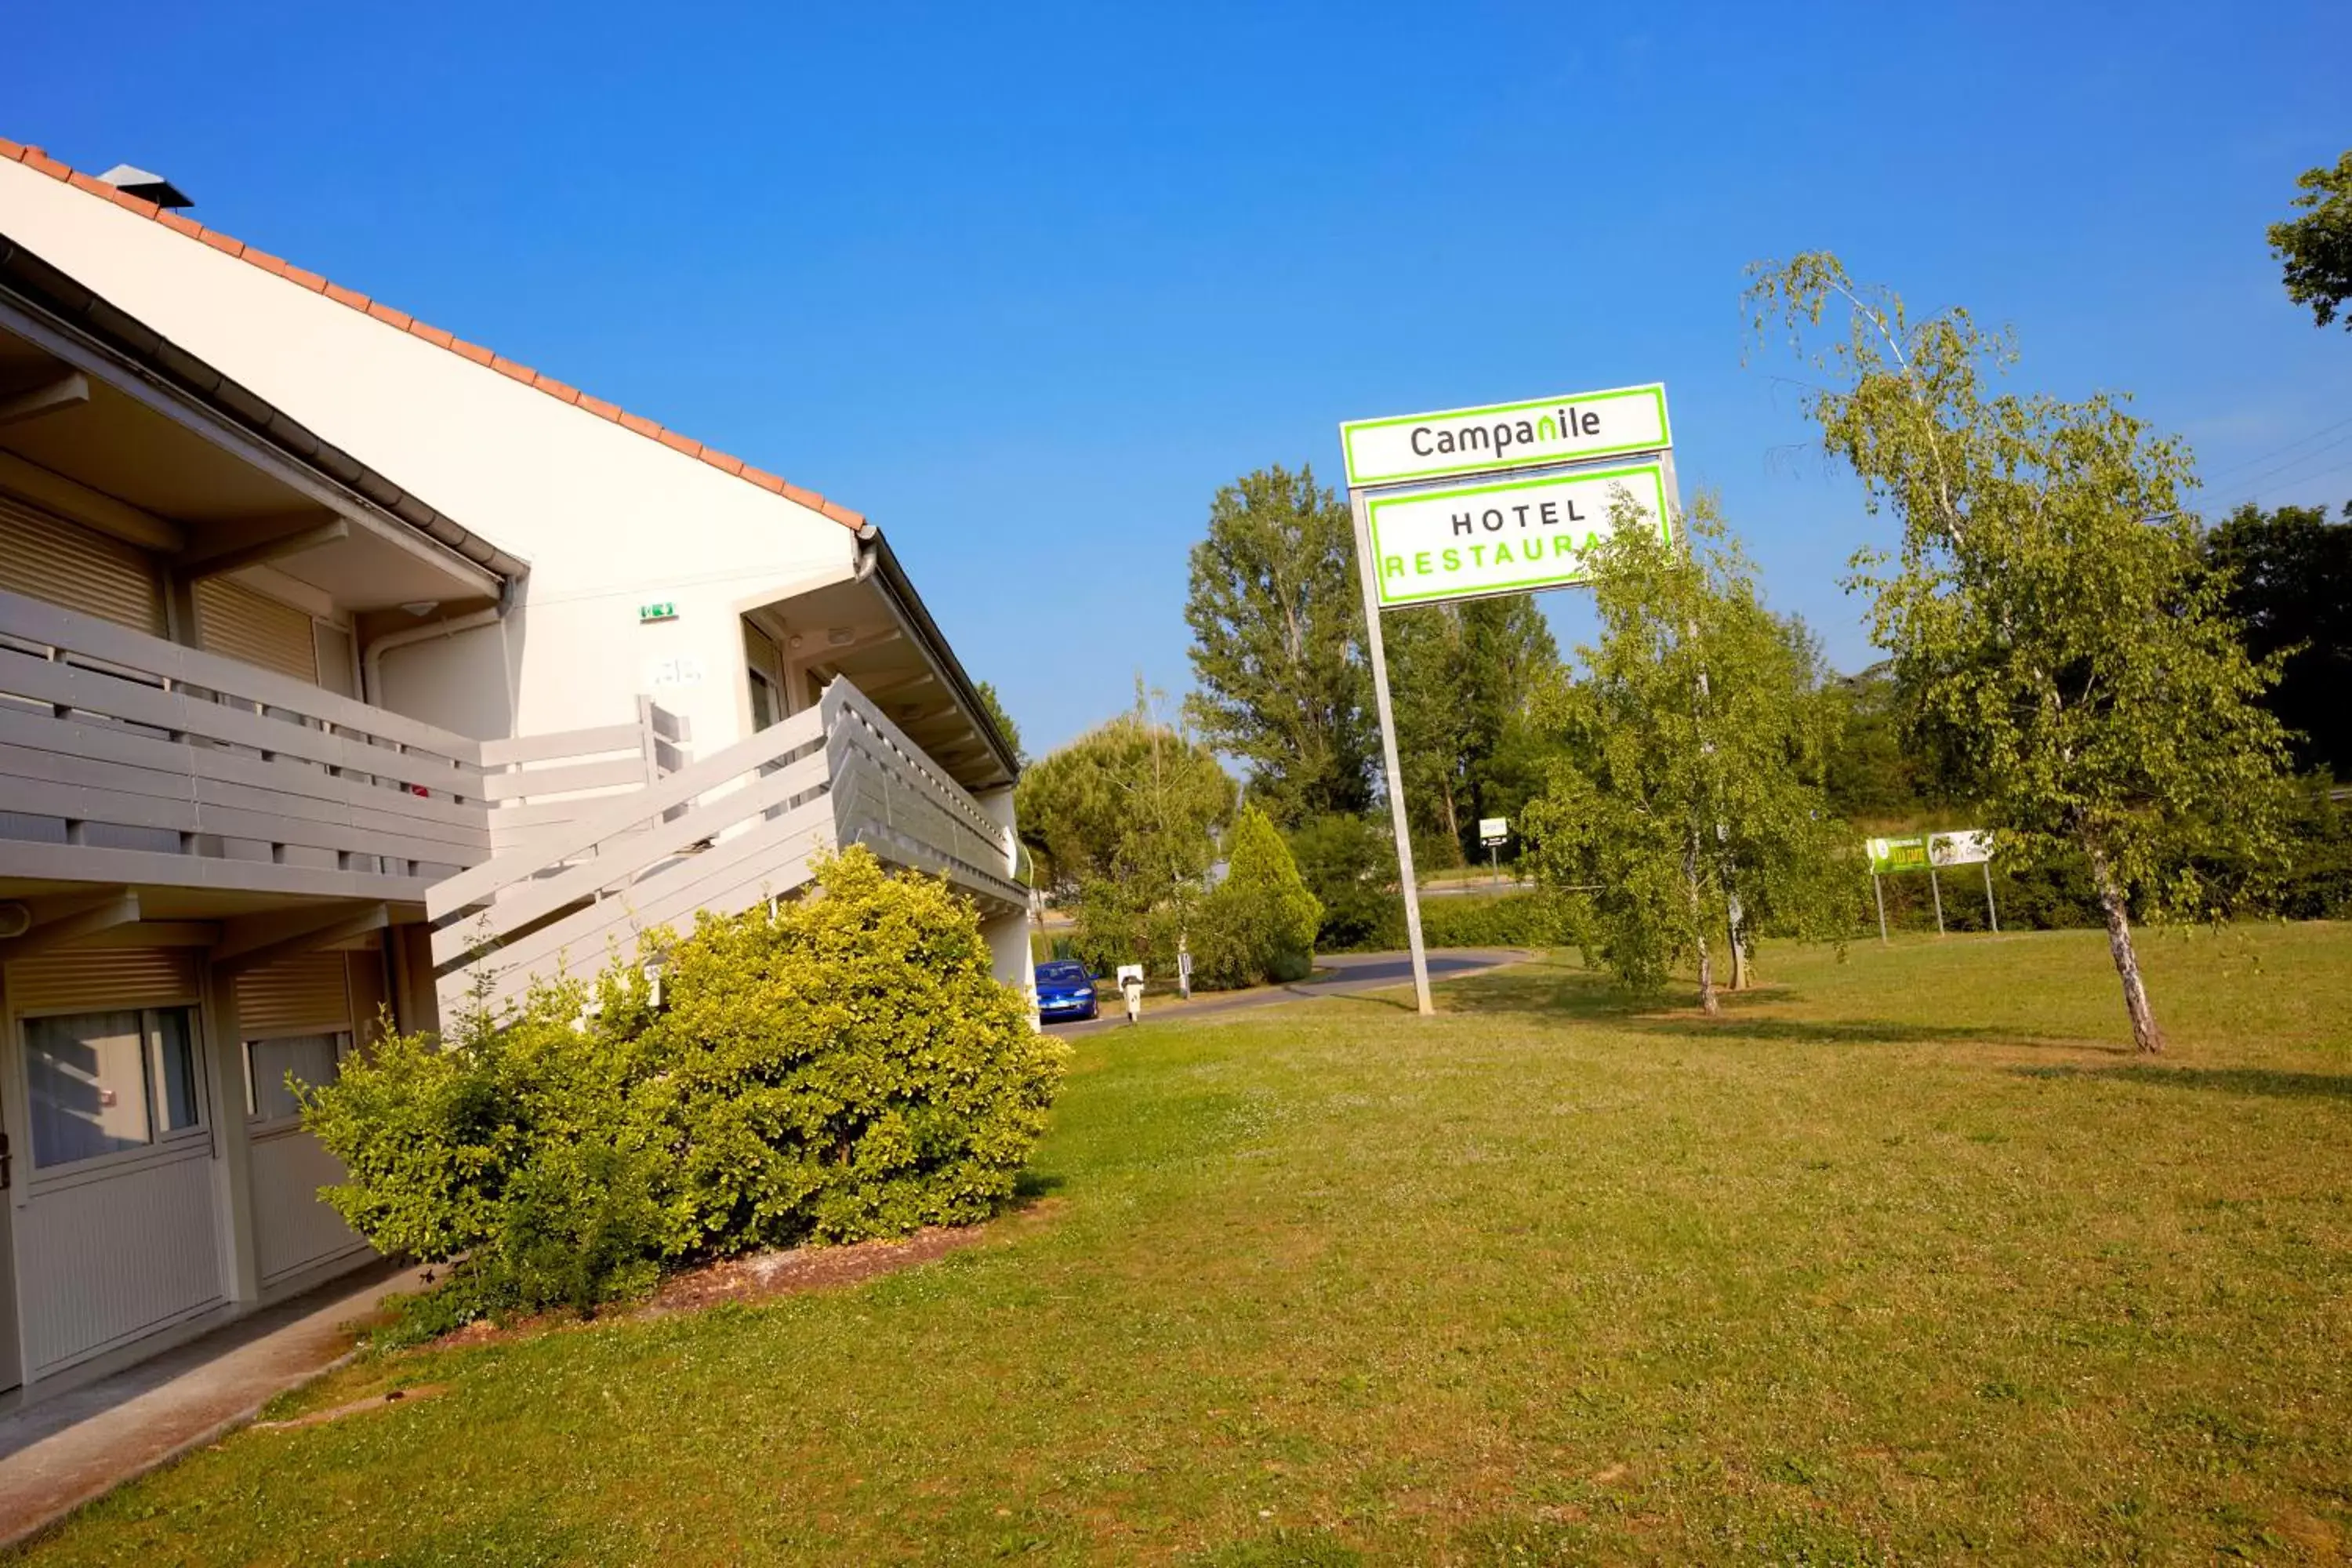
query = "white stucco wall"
xmin=0 ymin=158 xmax=860 ymax=754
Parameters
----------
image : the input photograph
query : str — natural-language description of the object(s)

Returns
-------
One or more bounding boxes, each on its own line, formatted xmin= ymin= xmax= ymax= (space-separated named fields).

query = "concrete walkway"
xmin=1054 ymin=947 xmax=1527 ymax=1037
xmin=0 ymin=1258 xmax=429 ymax=1548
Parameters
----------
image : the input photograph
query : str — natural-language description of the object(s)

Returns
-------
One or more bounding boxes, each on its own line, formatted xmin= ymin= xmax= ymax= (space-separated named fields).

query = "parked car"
xmin=1034 ymin=960 xmax=1100 ymax=1022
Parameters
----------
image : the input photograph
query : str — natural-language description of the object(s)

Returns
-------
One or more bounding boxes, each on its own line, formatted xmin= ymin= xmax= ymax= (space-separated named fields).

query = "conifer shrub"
xmin=1192 ymin=805 xmax=1323 ymax=988
xmin=301 ymin=847 xmax=1063 ymax=1326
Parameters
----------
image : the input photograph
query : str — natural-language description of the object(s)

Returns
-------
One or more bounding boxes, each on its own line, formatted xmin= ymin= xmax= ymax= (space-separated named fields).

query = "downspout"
xmin=361 ymin=575 xmax=520 ymax=707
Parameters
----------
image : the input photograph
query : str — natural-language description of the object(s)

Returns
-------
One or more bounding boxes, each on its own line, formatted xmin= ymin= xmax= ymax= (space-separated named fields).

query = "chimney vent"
xmin=96 ymin=163 xmax=192 ymax=210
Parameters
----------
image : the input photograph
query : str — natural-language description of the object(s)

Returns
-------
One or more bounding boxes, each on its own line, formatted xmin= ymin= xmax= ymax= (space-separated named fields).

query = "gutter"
xmin=361 ymin=575 xmax=518 ymax=706
xmin=855 ymin=526 xmax=1021 ymax=786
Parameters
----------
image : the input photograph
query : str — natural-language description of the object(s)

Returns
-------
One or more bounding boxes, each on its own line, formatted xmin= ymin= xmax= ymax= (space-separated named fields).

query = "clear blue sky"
xmin=11 ymin=1 xmax=2347 ymax=754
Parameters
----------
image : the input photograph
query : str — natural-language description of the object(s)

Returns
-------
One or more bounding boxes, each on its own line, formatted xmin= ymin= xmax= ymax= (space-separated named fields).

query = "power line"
xmin=2230 ymin=429 xmax=2352 ymax=494
xmin=2217 ymin=452 xmax=2352 ymax=514
xmin=2199 ymin=412 xmax=2352 ymax=484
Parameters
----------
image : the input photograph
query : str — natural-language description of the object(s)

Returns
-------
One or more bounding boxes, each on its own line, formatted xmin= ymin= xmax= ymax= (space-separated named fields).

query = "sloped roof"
xmin=0 ymin=137 xmax=865 ymax=532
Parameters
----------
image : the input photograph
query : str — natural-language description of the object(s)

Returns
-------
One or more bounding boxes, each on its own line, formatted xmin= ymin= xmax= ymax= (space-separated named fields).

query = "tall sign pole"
xmin=1339 ymin=383 xmax=1675 ymax=1019
xmin=1348 ymin=488 xmax=1435 ymax=1015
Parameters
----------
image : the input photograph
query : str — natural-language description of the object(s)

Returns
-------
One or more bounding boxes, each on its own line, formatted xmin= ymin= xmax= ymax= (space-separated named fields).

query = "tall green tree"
xmin=1013 ymin=687 xmax=1236 ymax=964
xmin=1820 ymin=662 xmax=1968 ymax=822
xmin=1385 ymin=596 xmax=1560 ymax=864
xmin=1524 ymin=496 xmax=1849 ymax=1013
xmin=2205 ymin=501 xmax=2352 ymax=779
xmin=1748 ymin=252 xmax=2295 ymax=1053
xmin=1184 ymin=465 xmax=1374 ymax=825
xmin=974 ymin=680 xmax=1026 ymax=770
xmin=2268 ymin=151 xmax=2352 ymax=330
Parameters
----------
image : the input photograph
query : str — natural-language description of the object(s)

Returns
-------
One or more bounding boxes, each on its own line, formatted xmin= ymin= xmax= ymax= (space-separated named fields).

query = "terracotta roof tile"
xmin=0 ymin=134 xmax=865 ymax=533
xmin=105 ymin=187 xmax=161 ymax=220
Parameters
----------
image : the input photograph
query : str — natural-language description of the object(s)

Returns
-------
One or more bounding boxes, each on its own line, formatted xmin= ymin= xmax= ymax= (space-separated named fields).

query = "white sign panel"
xmin=1363 ymin=462 xmax=1670 ymax=608
xmin=1478 ymin=817 xmax=1508 ymax=844
xmin=1931 ymin=830 xmax=1994 ymax=867
xmin=1340 ymin=383 xmax=1671 ymax=488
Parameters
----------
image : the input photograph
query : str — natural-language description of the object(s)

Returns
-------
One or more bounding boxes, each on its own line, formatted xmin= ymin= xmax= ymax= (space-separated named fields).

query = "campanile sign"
xmin=1338 ymin=382 xmax=1679 ymax=1014
xmin=1340 ymin=383 xmax=1671 ymax=488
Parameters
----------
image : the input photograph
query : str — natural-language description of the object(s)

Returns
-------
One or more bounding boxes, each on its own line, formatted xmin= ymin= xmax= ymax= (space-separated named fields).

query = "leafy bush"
xmin=1287 ymin=813 xmax=1396 ymax=950
xmin=642 ymin=847 xmax=1062 ymax=1249
xmin=302 ymin=847 xmax=1064 ymax=1323
xmin=1192 ymin=806 xmax=1323 ymax=988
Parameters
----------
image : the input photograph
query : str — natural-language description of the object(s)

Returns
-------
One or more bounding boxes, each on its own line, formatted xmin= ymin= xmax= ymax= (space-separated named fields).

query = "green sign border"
xmin=1366 ymin=463 xmax=1671 ymax=608
xmin=1339 ymin=383 xmax=1671 ymax=488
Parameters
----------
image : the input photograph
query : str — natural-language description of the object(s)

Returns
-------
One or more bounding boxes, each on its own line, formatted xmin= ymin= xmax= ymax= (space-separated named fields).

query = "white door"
xmin=236 ymin=951 xmax=368 ymax=1287
xmin=0 ymin=1109 xmax=20 ymax=1394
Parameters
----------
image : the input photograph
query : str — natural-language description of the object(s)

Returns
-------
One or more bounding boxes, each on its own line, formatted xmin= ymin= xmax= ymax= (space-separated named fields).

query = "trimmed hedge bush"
xmin=1318 ymin=889 xmax=1571 ymax=954
xmin=301 ymin=847 xmax=1065 ymax=1322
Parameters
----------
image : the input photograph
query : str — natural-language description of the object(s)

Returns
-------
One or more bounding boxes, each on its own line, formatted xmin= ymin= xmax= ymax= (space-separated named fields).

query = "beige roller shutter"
xmin=234 ymin=949 xmax=352 ymax=1039
xmin=0 ymin=494 xmax=166 ymax=636
xmin=346 ymin=946 xmax=390 ymax=1047
xmin=194 ymin=577 xmax=318 ymax=684
xmin=5 ymin=948 xmax=198 ymax=1013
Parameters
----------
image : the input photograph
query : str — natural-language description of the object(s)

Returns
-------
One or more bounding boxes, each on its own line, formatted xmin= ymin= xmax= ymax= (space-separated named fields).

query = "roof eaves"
xmin=0 ymin=136 xmax=867 ymax=534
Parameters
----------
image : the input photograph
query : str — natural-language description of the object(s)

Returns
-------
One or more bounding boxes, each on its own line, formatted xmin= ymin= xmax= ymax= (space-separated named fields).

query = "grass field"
xmin=16 ymin=924 xmax=2352 ymax=1565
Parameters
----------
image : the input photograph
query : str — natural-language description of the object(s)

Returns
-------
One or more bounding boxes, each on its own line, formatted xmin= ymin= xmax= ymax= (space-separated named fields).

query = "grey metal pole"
xmin=1873 ymin=872 xmax=1888 ymax=945
xmin=1348 ymin=488 xmax=1434 ymax=1016
xmin=1983 ymin=861 xmax=1998 ymax=934
xmin=1929 ymin=866 xmax=1944 ymax=935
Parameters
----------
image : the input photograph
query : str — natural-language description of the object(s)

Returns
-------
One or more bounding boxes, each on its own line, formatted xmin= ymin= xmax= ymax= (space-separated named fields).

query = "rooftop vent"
xmin=96 ymin=163 xmax=192 ymax=210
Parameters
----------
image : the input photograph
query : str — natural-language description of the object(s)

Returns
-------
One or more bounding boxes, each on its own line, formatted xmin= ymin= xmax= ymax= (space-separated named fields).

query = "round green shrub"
xmin=301 ymin=847 xmax=1065 ymax=1320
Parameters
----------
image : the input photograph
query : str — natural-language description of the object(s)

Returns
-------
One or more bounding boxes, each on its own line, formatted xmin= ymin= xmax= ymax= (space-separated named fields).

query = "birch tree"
xmin=1524 ymin=496 xmax=1848 ymax=1013
xmin=1747 ymin=252 xmax=2293 ymax=1052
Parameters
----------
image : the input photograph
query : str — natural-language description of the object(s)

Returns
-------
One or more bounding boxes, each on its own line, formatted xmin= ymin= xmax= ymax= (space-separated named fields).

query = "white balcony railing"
xmin=427 ymin=677 xmax=1022 ymax=1015
xmin=0 ymin=586 xmax=492 ymax=900
xmin=0 ymin=587 xmax=1017 ymax=1017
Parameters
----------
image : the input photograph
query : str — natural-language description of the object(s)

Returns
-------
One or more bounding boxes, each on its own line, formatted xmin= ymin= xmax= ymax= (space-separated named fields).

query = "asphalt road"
xmin=1048 ymin=948 xmax=1526 ymax=1038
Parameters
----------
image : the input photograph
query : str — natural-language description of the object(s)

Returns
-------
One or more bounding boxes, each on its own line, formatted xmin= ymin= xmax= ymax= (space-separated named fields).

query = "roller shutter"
xmin=234 ymin=949 xmax=352 ymax=1038
xmin=194 ymin=577 xmax=318 ymax=684
xmin=346 ymin=946 xmax=390 ymax=1047
xmin=0 ymin=495 xmax=166 ymax=636
xmin=5 ymin=947 xmax=198 ymax=1013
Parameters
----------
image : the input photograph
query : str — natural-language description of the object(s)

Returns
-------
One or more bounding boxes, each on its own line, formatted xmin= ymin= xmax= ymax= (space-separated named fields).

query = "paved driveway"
xmin=1051 ymin=948 xmax=1526 ymax=1037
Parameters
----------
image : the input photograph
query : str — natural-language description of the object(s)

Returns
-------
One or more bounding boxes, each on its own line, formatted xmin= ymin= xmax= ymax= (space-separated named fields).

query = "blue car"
xmin=1034 ymin=960 xmax=1099 ymax=1022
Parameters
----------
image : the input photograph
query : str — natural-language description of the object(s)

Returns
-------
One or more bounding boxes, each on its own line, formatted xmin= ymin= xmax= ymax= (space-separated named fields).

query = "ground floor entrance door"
xmin=0 ymin=1109 xmax=20 ymax=1395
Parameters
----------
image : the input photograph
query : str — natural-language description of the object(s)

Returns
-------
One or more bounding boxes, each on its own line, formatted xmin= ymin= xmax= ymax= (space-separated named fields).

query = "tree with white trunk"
xmin=1746 ymin=252 xmax=2293 ymax=1053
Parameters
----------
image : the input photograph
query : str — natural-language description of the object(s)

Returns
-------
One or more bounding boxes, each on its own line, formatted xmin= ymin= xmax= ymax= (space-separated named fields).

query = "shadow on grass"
xmin=2011 ymin=1065 xmax=2352 ymax=1100
xmin=1437 ymin=964 xmax=2115 ymax=1052
xmin=1011 ymin=1170 xmax=1069 ymax=1203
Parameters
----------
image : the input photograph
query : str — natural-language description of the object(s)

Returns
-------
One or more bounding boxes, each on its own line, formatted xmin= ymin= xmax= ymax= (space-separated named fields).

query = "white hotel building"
xmin=0 ymin=140 xmax=1028 ymax=1404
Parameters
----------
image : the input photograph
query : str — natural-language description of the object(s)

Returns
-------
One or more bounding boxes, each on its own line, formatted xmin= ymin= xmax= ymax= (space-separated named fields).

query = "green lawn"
xmin=19 ymin=925 xmax=2352 ymax=1565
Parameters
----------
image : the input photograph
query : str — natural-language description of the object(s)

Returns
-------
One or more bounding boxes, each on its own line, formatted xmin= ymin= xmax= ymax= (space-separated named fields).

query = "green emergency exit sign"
xmin=638 ymin=601 xmax=677 ymax=623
